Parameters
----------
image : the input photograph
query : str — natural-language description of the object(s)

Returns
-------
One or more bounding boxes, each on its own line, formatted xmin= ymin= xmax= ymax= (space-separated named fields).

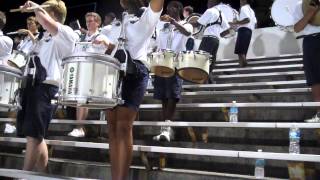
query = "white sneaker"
xmin=4 ymin=123 xmax=16 ymax=134
xmin=153 ymin=120 xmax=174 ymax=142
xmin=68 ymin=128 xmax=85 ymax=137
xmin=305 ymin=113 xmax=320 ymax=123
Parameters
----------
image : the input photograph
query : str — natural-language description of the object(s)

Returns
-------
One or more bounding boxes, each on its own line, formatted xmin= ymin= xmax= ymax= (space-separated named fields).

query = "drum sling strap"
xmin=204 ymin=10 xmax=222 ymax=30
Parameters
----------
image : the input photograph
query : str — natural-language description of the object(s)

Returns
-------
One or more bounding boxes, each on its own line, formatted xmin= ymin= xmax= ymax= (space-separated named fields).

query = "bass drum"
xmin=271 ymin=0 xmax=300 ymax=32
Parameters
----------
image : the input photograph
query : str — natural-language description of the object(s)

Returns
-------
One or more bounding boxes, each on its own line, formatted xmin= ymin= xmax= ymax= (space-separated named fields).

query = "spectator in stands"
xmin=0 ymin=11 xmax=13 ymax=65
xmin=294 ymin=0 xmax=320 ymax=122
xmin=229 ymin=0 xmax=257 ymax=67
xmin=183 ymin=6 xmax=194 ymax=20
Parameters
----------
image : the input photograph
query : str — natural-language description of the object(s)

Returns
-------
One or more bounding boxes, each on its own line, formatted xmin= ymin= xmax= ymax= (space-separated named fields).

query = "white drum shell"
xmin=177 ymin=51 xmax=210 ymax=74
xmin=149 ymin=50 xmax=176 ymax=77
xmin=61 ymin=52 xmax=120 ymax=108
xmin=0 ymin=65 xmax=22 ymax=109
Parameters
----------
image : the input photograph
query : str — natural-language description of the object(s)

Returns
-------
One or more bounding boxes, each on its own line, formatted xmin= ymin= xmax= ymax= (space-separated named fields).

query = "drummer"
xmin=17 ymin=0 xmax=78 ymax=172
xmin=196 ymin=0 xmax=230 ymax=82
xmin=0 ymin=11 xmax=13 ymax=66
xmin=3 ymin=16 xmax=40 ymax=134
xmin=153 ymin=1 xmax=193 ymax=142
xmin=293 ymin=0 xmax=320 ymax=123
xmin=16 ymin=16 xmax=40 ymax=54
xmin=68 ymin=12 xmax=113 ymax=138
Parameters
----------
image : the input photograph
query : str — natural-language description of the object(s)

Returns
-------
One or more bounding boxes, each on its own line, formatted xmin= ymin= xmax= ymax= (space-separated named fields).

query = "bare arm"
xmin=294 ymin=4 xmax=319 ymax=33
xmin=161 ymin=15 xmax=191 ymax=36
xmin=22 ymin=1 xmax=59 ymax=36
xmin=150 ymin=0 xmax=164 ymax=12
xmin=231 ymin=18 xmax=250 ymax=25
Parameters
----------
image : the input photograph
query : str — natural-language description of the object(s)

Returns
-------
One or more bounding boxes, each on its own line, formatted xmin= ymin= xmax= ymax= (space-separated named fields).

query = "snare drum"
xmin=74 ymin=42 xmax=106 ymax=54
xmin=271 ymin=0 xmax=299 ymax=32
xmin=0 ymin=65 xmax=22 ymax=109
xmin=148 ymin=50 xmax=176 ymax=78
xmin=176 ymin=51 xmax=211 ymax=84
xmin=8 ymin=50 xmax=27 ymax=68
xmin=60 ymin=52 xmax=121 ymax=109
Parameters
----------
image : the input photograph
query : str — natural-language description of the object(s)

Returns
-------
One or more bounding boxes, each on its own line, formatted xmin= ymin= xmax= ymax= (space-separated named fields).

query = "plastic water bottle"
xmin=229 ymin=101 xmax=238 ymax=123
xmin=289 ymin=126 xmax=301 ymax=154
xmin=254 ymin=149 xmax=265 ymax=179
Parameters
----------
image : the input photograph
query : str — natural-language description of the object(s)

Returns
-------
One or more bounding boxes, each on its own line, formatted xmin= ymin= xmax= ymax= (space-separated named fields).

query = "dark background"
xmin=0 ymin=0 xmax=274 ymax=32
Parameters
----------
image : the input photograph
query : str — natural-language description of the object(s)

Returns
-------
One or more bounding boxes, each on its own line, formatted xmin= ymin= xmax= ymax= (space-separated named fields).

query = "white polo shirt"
xmin=216 ymin=3 xmax=236 ymax=23
xmin=238 ymin=4 xmax=257 ymax=30
xmin=0 ymin=31 xmax=13 ymax=63
xmin=100 ymin=20 xmax=122 ymax=44
xmin=156 ymin=21 xmax=193 ymax=53
xmin=124 ymin=5 xmax=162 ymax=67
xmin=33 ymin=23 xmax=78 ymax=86
xmin=293 ymin=0 xmax=320 ymax=36
xmin=17 ymin=33 xmax=38 ymax=55
xmin=198 ymin=7 xmax=230 ymax=38
xmin=75 ymin=31 xmax=110 ymax=54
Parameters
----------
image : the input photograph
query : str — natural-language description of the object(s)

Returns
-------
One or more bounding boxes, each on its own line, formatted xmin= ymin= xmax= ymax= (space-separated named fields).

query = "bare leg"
xmin=107 ymin=107 xmax=137 ymax=180
xmin=23 ymin=137 xmax=48 ymax=172
xmin=76 ymin=107 xmax=88 ymax=129
xmin=35 ymin=140 xmax=49 ymax=172
xmin=161 ymin=100 xmax=168 ymax=121
xmin=238 ymin=54 xmax=247 ymax=67
xmin=311 ymin=84 xmax=320 ymax=112
xmin=163 ymin=99 xmax=177 ymax=120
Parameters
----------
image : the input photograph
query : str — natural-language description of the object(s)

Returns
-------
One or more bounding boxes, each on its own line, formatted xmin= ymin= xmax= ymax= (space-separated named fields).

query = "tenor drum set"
xmin=148 ymin=49 xmax=211 ymax=84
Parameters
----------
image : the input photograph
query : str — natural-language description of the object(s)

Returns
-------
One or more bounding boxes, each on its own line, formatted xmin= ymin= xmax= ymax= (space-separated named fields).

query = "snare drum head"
xmin=271 ymin=0 xmax=299 ymax=27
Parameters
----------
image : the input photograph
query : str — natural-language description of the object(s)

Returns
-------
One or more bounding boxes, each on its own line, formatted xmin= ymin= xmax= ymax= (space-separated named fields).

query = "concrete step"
xmin=215 ymin=58 xmax=302 ymax=68
xmin=0 ymin=137 xmax=319 ymax=163
xmin=216 ymin=54 xmax=302 ymax=64
xmin=212 ymin=64 xmax=303 ymax=74
xmin=147 ymin=80 xmax=307 ymax=91
xmin=0 ymin=153 xmax=287 ymax=180
xmin=145 ymin=88 xmax=311 ymax=99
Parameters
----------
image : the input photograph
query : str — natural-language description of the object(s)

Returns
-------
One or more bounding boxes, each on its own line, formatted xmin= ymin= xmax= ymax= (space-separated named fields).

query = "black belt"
xmin=202 ymin=35 xmax=219 ymax=39
xmin=296 ymin=32 xmax=320 ymax=39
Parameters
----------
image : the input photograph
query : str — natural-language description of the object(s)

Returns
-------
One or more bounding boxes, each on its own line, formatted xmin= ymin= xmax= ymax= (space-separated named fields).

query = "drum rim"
xmin=62 ymin=52 xmax=121 ymax=66
xmin=62 ymin=58 xmax=121 ymax=70
xmin=0 ymin=65 xmax=23 ymax=76
xmin=178 ymin=50 xmax=212 ymax=57
xmin=176 ymin=67 xmax=209 ymax=84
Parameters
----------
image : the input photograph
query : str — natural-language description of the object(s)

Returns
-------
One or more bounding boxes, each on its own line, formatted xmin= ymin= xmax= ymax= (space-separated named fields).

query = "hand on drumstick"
xmin=17 ymin=29 xmax=30 ymax=35
xmin=19 ymin=1 xmax=41 ymax=12
xmin=160 ymin=15 xmax=175 ymax=24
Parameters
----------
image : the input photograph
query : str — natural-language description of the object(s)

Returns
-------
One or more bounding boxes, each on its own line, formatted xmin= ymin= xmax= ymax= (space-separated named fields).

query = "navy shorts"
xmin=17 ymin=76 xmax=58 ymax=140
xmin=235 ymin=27 xmax=252 ymax=55
xmin=153 ymin=74 xmax=183 ymax=101
xmin=119 ymin=61 xmax=149 ymax=111
xmin=303 ymin=34 xmax=320 ymax=86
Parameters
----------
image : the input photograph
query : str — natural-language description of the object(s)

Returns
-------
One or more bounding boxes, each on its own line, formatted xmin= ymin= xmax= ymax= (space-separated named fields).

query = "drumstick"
xmin=10 ymin=5 xmax=51 ymax=13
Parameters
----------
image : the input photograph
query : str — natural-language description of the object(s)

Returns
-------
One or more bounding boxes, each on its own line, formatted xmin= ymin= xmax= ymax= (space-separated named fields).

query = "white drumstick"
xmin=10 ymin=5 xmax=51 ymax=13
